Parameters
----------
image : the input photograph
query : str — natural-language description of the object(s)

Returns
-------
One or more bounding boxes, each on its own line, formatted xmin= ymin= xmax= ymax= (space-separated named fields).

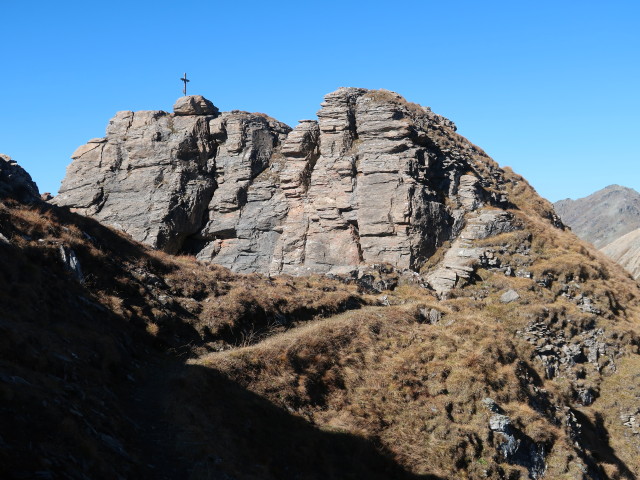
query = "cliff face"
xmin=55 ymin=89 xmax=527 ymax=286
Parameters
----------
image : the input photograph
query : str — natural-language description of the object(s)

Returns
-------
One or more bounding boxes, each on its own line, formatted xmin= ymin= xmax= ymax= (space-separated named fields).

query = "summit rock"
xmin=173 ymin=95 xmax=220 ymax=116
xmin=54 ymin=89 xmax=558 ymax=291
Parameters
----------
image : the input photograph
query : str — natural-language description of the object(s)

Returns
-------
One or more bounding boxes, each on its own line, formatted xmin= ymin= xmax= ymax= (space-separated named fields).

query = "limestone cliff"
xmin=55 ymin=89 xmax=555 ymax=291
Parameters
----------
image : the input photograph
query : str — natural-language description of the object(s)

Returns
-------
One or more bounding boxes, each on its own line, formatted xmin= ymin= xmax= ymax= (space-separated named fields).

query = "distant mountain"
xmin=554 ymin=185 xmax=640 ymax=248
xmin=602 ymin=227 xmax=640 ymax=279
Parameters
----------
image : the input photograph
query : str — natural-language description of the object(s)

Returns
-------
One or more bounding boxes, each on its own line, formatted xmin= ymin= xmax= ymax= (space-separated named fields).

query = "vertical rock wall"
xmin=54 ymin=89 xmax=513 ymax=277
xmin=54 ymin=108 xmax=218 ymax=253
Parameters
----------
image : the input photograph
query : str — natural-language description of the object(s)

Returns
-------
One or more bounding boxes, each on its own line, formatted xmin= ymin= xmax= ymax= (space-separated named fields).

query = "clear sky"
xmin=1 ymin=0 xmax=638 ymax=202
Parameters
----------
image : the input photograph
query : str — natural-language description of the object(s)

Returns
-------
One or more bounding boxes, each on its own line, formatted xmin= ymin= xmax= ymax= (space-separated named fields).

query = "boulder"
xmin=173 ymin=95 xmax=219 ymax=116
xmin=59 ymin=245 xmax=83 ymax=281
xmin=500 ymin=289 xmax=520 ymax=303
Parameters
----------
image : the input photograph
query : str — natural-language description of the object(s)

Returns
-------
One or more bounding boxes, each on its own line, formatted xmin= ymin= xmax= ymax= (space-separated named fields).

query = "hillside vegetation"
xmin=3 ymin=89 xmax=640 ymax=479
xmin=2 ymin=157 xmax=640 ymax=480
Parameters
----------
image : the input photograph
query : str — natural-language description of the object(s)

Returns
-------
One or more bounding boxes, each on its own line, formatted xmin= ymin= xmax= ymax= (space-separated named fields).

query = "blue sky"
xmin=1 ymin=0 xmax=638 ymax=202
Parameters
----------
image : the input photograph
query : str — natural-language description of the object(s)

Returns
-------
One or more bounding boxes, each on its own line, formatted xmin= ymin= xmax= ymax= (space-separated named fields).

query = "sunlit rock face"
xmin=55 ymin=89 xmax=515 ymax=285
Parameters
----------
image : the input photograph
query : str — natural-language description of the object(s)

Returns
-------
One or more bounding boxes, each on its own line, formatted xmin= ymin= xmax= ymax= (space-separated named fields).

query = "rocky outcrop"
xmin=8 ymin=104 xmax=640 ymax=478
xmin=485 ymin=400 xmax=548 ymax=479
xmin=426 ymin=209 xmax=517 ymax=295
xmin=54 ymin=100 xmax=290 ymax=256
xmin=55 ymin=89 xmax=519 ymax=288
xmin=601 ymin=227 xmax=640 ymax=280
xmin=173 ymin=95 xmax=219 ymax=116
xmin=554 ymin=185 xmax=640 ymax=248
xmin=0 ymin=154 xmax=40 ymax=203
xmin=53 ymin=109 xmax=218 ymax=253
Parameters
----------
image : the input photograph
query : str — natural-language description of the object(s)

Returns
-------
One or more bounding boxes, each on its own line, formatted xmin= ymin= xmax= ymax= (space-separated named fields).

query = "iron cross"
xmin=180 ymin=73 xmax=190 ymax=96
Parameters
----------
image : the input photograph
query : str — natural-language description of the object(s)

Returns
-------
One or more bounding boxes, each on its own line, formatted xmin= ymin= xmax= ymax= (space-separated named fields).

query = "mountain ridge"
xmin=601 ymin=227 xmax=640 ymax=280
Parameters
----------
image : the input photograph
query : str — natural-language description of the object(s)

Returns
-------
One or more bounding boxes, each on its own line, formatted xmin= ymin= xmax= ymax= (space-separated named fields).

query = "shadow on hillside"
xmin=0 ymin=201 xmax=441 ymax=479
xmin=58 ymin=209 xmax=444 ymax=478
xmin=572 ymin=409 xmax=636 ymax=479
xmin=130 ymin=358 xmax=444 ymax=480
xmin=51 ymin=205 xmax=366 ymax=350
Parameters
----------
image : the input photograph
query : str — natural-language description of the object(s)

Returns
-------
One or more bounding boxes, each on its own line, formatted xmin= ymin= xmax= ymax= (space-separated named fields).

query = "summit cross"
xmin=180 ymin=73 xmax=190 ymax=96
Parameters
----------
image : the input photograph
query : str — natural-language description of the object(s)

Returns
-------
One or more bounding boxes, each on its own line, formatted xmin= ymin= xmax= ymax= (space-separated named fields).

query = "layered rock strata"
xmin=55 ymin=89 xmax=517 ymax=288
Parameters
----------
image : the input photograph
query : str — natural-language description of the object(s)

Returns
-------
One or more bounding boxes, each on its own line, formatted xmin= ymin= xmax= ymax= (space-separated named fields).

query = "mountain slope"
xmin=554 ymin=185 xmax=640 ymax=248
xmin=1 ymin=184 xmax=400 ymax=479
xmin=199 ymin=184 xmax=640 ymax=479
xmin=601 ymin=227 xmax=640 ymax=280
xmin=3 ymin=88 xmax=640 ymax=479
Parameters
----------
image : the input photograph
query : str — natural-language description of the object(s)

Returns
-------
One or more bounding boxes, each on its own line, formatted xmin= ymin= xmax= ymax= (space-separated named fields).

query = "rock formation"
xmin=55 ymin=89 xmax=524 ymax=290
xmin=554 ymin=185 xmax=640 ymax=248
xmin=0 ymin=154 xmax=40 ymax=203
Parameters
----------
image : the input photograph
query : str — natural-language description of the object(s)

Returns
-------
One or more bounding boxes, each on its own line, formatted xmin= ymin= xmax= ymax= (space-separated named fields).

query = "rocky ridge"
xmin=55 ymin=89 xmax=533 ymax=292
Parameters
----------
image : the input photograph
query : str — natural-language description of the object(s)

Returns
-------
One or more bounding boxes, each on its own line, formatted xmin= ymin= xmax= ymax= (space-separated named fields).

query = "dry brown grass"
xmin=197 ymin=300 xmax=582 ymax=477
xmin=0 ymin=199 xmax=378 ymax=478
xmin=178 ymin=184 xmax=640 ymax=478
xmin=4 ymin=151 xmax=640 ymax=480
xmin=363 ymin=89 xmax=428 ymax=118
xmin=591 ymin=354 xmax=640 ymax=478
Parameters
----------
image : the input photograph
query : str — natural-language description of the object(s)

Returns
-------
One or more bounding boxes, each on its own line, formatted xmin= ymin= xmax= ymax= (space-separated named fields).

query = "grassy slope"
xmin=3 ymin=122 xmax=640 ymax=479
xmin=195 ymin=137 xmax=640 ymax=478
xmin=1 ymin=199 xmax=421 ymax=479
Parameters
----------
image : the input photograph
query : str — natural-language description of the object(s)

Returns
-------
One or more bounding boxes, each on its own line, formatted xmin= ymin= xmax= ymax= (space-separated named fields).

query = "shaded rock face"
xmin=55 ymin=89 xmax=515 ymax=281
xmin=0 ymin=154 xmax=40 ymax=203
